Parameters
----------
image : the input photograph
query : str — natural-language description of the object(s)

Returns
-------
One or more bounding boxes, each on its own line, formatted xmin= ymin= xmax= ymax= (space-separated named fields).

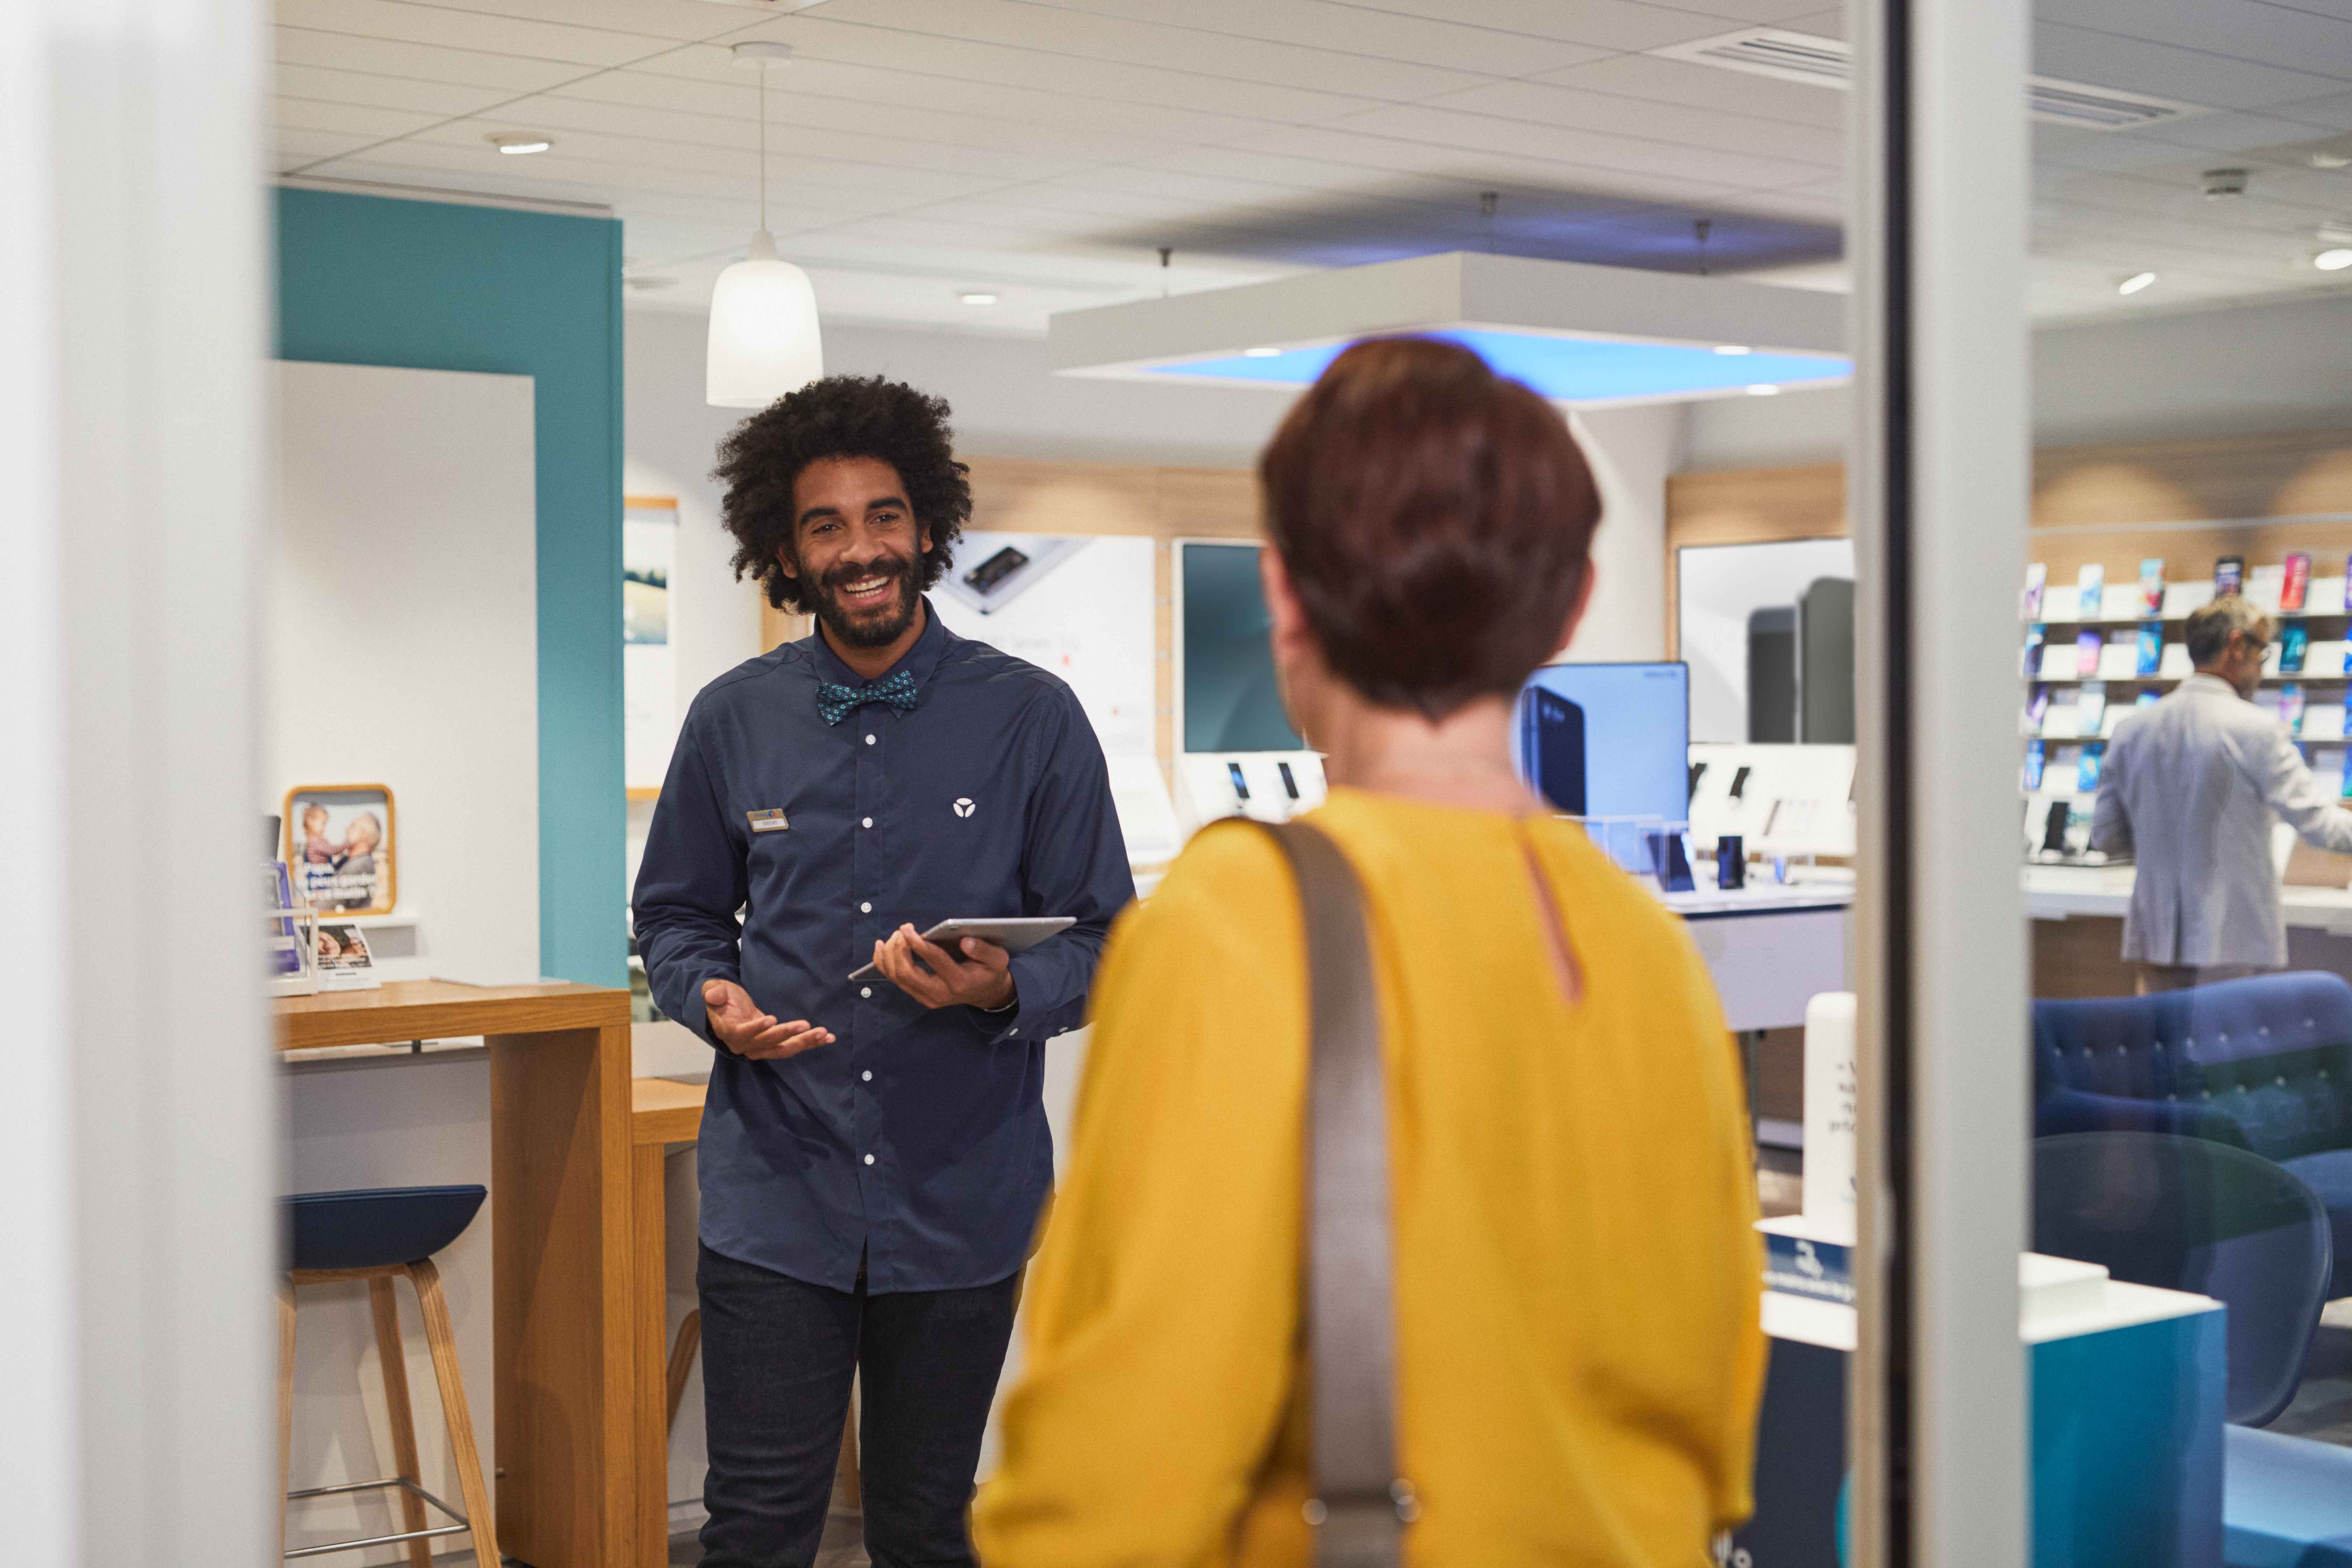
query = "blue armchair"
xmin=2032 ymin=971 xmax=2352 ymax=1299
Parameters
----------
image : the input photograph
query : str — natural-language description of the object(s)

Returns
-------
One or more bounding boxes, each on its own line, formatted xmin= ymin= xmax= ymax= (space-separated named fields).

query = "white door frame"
xmin=1848 ymin=0 xmax=2033 ymax=1562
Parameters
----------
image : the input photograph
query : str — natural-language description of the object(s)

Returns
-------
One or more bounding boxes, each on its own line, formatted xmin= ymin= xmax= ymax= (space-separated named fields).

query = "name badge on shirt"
xmin=747 ymin=809 xmax=790 ymax=834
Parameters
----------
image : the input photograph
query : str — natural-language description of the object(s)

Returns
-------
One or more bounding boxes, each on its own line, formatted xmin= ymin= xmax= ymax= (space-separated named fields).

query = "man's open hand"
xmin=702 ymin=978 xmax=833 ymax=1061
xmin=871 ymin=924 xmax=1016 ymax=1012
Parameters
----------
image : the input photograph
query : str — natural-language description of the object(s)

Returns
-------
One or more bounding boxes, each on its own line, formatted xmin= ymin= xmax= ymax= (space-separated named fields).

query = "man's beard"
xmin=810 ymin=553 xmax=920 ymax=649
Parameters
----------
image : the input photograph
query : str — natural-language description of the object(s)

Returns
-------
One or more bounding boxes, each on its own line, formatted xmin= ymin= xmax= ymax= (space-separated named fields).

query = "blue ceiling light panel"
xmin=1149 ymin=328 xmax=1849 ymax=402
xmin=1048 ymin=251 xmax=1850 ymax=409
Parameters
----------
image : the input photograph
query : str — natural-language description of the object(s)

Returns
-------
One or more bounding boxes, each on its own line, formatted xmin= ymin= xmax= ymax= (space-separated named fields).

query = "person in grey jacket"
xmin=2093 ymin=593 xmax=2352 ymax=991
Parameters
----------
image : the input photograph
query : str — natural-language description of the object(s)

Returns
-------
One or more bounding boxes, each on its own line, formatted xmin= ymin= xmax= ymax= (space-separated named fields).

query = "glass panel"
xmin=2024 ymin=0 xmax=2352 ymax=1557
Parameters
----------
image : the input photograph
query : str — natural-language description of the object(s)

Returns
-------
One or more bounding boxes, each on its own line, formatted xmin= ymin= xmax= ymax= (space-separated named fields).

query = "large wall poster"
xmin=624 ymin=499 xmax=679 ymax=791
xmin=931 ymin=531 xmax=1157 ymax=762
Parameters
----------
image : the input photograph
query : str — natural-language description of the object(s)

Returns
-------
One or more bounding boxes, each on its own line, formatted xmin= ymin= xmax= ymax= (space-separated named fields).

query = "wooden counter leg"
xmin=490 ymin=1021 xmax=637 ymax=1568
xmin=633 ymin=1142 xmax=672 ymax=1567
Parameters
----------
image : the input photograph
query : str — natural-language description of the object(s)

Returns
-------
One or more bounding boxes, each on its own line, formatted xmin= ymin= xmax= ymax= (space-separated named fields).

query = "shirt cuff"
xmin=967 ymin=955 xmax=1038 ymax=1044
xmin=668 ymin=963 xmax=741 ymax=1051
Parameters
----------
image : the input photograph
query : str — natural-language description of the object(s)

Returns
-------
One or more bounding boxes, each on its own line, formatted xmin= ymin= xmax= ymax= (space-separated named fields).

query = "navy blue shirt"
xmin=632 ymin=604 xmax=1134 ymax=1293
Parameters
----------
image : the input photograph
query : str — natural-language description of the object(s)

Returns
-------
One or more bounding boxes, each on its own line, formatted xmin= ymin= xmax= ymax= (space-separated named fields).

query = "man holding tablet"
xmin=632 ymin=375 xmax=1133 ymax=1568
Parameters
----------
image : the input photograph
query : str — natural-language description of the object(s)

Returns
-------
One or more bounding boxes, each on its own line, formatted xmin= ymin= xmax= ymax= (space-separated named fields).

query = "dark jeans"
xmin=695 ymin=1244 xmax=1019 ymax=1568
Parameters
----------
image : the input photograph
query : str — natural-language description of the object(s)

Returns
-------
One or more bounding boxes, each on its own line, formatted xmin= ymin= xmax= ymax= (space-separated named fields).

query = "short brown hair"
xmin=1258 ymin=337 xmax=1601 ymax=719
xmin=2184 ymin=595 xmax=2273 ymax=665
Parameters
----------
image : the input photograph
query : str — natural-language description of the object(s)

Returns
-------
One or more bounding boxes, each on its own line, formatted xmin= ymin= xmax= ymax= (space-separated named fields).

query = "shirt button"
xmin=860 ymin=901 xmax=872 ymax=913
xmin=860 ymin=986 xmax=872 ymax=999
xmin=864 ymin=734 xmax=876 ymax=746
xmin=862 ymin=817 xmax=873 ymax=828
xmin=1009 ymin=1027 xmax=1020 ymax=1037
xmin=864 ymin=1153 xmax=876 ymax=1166
xmin=861 ymin=1070 xmax=873 ymax=1082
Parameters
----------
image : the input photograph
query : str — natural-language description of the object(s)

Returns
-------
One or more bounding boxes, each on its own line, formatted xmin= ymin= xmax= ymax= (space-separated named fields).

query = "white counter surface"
xmin=2024 ymin=863 xmax=2352 ymax=933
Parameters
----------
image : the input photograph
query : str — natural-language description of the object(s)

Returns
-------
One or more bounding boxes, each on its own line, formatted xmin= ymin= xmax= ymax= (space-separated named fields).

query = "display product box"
xmin=1759 ymin=1216 xmax=1854 ymax=1306
xmin=2138 ymin=558 xmax=2165 ymax=615
xmin=2284 ymin=552 xmax=2311 ymax=612
xmin=2075 ymin=629 xmax=2103 ymax=677
xmin=2136 ymin=622 xmax=2163 ymax=677
xmin=2023 ymin=562 xmax=2046 ymax=619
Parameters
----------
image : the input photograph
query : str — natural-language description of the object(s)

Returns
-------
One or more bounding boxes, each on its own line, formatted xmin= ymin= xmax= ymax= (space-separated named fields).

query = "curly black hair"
xmin=712 ymin=375 xmax=972 ymax=614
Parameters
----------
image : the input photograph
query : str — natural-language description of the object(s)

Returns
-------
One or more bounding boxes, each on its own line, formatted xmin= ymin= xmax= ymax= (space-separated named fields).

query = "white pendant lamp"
xmin=707 ymin=41 xmax=822 ymax=408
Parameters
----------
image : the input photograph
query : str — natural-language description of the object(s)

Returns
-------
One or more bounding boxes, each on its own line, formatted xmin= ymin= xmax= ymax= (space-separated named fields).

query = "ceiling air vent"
xmin=1650 ymin=28 xmax=2208 ymax=131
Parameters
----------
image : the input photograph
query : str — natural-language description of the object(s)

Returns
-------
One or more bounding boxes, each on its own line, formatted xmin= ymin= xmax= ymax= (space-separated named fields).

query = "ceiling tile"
xmin=1533 ymin=54 xmax=1845 ymax=131
xmin=276 ymin=0 xmax=682 ymax=70
xmin=1308 ymin=103 xmax=1835 ymax=189
xmin=817 ymin=0 xmax=1488 ymax=102
xmin=685 ymin=18 xmax=1374 ymax=123
xmin=1010 ymin=0 xmax=1611 ymax=77
xmin=1415 ymin=77 xmax=1843 ymax=164
xmin=272 ymin=25 xmax=589 ymax=92
xmin=2035 ymin=0 xmax=2352 ymax=83
xmin=274 ymin=61 xmax=518 ymax=116
xmin=274 ymin=96 xmax=446 ymax=137
xmin=1310 ymin=0 xmax=1759 ymax=53
xmin=2032 ymin=19 xmax=2352 ymax=112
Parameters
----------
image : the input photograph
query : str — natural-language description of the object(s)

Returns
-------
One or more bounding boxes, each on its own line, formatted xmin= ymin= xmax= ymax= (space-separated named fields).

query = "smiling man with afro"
xmin=633 ymin=372 xmax=1133 ymax=1568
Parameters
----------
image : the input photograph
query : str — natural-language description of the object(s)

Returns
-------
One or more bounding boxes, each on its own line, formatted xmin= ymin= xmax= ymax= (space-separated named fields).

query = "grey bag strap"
xmin=1257 ymin=819 xmax=1413 ymax=1568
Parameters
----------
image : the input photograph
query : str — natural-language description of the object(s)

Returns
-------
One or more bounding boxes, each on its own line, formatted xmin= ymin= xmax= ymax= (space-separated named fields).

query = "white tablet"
xmin=848 ymin=916 xmax=1076 ymax=983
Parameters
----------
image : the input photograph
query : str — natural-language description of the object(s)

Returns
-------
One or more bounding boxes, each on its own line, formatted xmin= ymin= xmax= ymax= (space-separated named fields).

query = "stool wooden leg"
xmin=664 ymin=1310 xmax=701 ymax=1434
xmin=406 ymin=1258 xmax=500 ymax=1568
xmin=279 ymin=1279 xmax=297 ymax=1563
xmin=368 ymin=1276 xmax=433 ymax=1568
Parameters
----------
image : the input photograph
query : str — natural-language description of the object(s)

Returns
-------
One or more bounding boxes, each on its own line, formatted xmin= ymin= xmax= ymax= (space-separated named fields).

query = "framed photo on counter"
xmin=282 ymin=783 xmax=398 ymax=915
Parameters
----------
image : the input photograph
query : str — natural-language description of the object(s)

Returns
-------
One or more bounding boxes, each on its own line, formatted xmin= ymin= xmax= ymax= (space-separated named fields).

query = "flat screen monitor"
xmin=1515 ymin=662 xmax=1690 ymax=861
xmin=1179 ymin=541 xmax=1304 ymax=753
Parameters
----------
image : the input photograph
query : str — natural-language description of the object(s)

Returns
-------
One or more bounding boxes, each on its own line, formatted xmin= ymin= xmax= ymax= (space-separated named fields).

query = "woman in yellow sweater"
xmin=972 ymin=337 xmax=1764 ymax=1566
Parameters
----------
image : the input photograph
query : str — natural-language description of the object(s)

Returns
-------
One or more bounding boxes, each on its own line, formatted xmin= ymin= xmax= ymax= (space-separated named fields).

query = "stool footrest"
xmin=284 ymin=1475 xmax=469 ymax=1560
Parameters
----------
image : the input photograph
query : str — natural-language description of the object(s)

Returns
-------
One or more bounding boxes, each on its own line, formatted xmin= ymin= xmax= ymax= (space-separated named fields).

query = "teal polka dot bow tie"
xmin=816 ymin=669 xmax=919 ymax=726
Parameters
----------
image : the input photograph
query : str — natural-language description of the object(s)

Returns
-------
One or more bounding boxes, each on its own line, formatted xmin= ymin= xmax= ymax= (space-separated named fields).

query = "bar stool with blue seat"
xmin=278 ymin=1184 xmax=498 ymax=1566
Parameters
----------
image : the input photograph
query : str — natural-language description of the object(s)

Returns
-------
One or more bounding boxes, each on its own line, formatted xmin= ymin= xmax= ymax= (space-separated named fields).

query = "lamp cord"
xmin=758 ymin=65 xmax=768 ymax=233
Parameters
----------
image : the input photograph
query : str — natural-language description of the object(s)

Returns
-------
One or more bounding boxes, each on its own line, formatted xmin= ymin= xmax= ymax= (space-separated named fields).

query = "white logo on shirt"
xmin=953 ymin=798 xmax=976 ymax=818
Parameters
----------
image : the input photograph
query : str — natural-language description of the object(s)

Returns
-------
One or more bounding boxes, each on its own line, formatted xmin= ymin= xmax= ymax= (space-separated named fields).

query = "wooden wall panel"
xmin=1663 ymin=428 xmax=2352 ymax=655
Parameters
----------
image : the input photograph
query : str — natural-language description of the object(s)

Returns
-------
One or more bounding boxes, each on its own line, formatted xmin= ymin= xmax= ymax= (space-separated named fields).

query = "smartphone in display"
xmin=2138 ymin=558 xmax=2165 ymax=615
xmin=2216 ymin=555 xmax=2245 ymax=597
xmin=2024 ymin=738 xmax=2046 ymax=791
xmin=964 ymin=546 xmax=1029 ymax=594
xmin=1729 ymin=764 xmax=1753 ymax=800
xmin=2282 ymin=623 xmax=2310 ymax=673
xmin=2135 ymin=622 xmax=2162 ymax=677
xmin=2040 ymin=799 xmax=2072 ymax=855
xmin=2284 ymin=553 xmax=2312 ymax=612
xmin=1226 ymin=761 xmax=1251 ymax=802
xmin=1276 ymin=760 xmax=1300 ymax=800
xmin=1519 ymin=688 xmax=1587 ymax=817
xmin=1645 ymin=830 xmax=1696 ymax=894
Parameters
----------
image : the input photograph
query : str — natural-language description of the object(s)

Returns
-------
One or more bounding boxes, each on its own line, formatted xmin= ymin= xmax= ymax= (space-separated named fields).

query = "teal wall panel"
xmin=275 ymin=188 xmax=625 ymax=985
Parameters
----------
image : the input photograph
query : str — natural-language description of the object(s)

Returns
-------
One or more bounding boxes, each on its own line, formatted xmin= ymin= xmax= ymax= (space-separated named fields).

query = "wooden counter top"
xmin=274 ymin=978 xmax=631 ymax=1052
xmin=631 ymin=1077 xmax=708 ymax=1146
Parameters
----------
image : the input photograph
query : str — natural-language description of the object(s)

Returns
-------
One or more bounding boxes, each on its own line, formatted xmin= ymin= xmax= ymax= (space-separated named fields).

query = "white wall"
xmin=268 ymin=360 xmax=539 ymax=1561
xmin=270 ymin=361 xmax=540 ymax=987
xmin=1566 ymin=402 xmax=1682 ymax=664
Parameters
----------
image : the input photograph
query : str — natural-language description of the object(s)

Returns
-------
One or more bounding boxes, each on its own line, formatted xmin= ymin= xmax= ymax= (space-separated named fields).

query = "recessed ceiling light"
xmin=958 ymin=291 xmax=998 ymax=306
xmin=2317 ymin=249 xmax=2352 ymax=273
xmin=2312 ymin=152 xmax=2352 ymax=170
xmin=1243 ymin=346 xmax=1283 ymax=358
xmin=1713 ymin=344 xmax=1751 ymax=356
xmin=2118 ymin=271 xmax=2157 ymax=295
xmin=488 ymin=133 xmax=552 ymax=155
xmin=1745 ymin=384 xmax=1782 ymax=397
